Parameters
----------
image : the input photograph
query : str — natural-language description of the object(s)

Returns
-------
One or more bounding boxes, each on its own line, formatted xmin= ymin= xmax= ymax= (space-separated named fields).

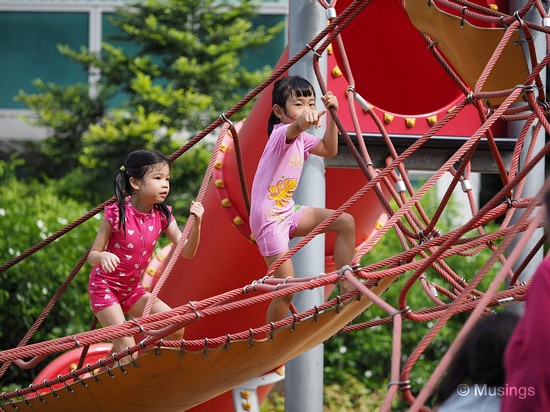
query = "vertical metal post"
xmin=88 ymin=8 xmax=101 ymax=99
xmin=506 ymin=0 xmax=545 ymax=315
xmin=285 ymin=1 xmax=327 ymax=411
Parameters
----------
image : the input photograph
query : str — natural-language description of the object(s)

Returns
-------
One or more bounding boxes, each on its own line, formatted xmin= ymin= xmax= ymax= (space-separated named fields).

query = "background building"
xmin=0 ymin=0 xmax=287 ymax=145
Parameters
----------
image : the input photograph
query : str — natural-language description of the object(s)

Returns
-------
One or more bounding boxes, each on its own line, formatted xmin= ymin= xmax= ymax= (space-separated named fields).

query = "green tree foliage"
xmin=16 ymin=0 xmax=282 ymax=205
xmin=14 ymin=81 xmax=106 ymax=178
xmin=0 ymin=158 xmax=98 ymax=387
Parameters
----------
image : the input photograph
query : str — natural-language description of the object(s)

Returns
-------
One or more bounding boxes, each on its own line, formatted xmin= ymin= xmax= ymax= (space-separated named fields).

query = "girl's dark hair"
xmin=435 ymin=312 xmax=519 ymax=405
xmin=114 ymin=149 xmax=172 ymax=234
xmin=267 ymin=75 xmax=316 ymax=135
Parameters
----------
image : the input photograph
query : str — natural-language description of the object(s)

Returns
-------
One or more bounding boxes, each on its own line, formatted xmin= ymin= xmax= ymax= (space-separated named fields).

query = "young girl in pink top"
xmin=250 ymin=76 xmax=355 ymax=323
xmin=88 ymin=149 xmax=204 ymax=364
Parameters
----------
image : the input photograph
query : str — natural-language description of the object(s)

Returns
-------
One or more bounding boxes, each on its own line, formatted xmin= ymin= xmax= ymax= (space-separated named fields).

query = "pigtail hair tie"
xmin=120 ymin=165 xmax=126 ymax=172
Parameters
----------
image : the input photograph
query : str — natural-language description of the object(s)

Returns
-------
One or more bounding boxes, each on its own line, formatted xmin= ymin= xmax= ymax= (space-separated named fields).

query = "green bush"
xmin=0 ymin=158 xmax=98 ymax=387
xmin=260 ymin=374 xmax=386 ymax=411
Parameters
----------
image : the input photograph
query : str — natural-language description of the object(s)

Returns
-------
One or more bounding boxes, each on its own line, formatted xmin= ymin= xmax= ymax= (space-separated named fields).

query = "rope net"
xmin=2 ymin=0 xmax=550 ymax=410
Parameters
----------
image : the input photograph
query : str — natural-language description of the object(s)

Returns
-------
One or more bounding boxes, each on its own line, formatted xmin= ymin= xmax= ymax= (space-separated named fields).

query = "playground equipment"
xmin=2 ymin=0 xmax=550 ymax=410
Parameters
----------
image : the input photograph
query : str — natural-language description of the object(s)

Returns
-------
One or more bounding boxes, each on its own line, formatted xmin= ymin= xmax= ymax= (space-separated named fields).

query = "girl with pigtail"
xmin=87 ymin=149 xmax=204 ymax=365
xmin=250 ymin=76 xmax=356 ymax=324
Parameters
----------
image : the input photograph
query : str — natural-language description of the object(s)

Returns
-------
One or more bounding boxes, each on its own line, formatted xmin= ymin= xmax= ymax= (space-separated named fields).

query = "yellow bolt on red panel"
xmin=427 ymin=115 xmax=438 ymax=126
xmin=405 ymin=117 xmax=416 ymax=128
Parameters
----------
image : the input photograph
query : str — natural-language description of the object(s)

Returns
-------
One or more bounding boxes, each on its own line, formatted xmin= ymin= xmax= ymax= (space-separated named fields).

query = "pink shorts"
xmin=254 ymin=205 xmax=307 ymax=257
xmin=89 ymin=276 xmax=148 ymax=314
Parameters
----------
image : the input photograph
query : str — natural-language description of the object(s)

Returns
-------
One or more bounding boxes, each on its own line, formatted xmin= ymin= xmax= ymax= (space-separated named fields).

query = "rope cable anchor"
xmin=460 ymin=6 xmax=468 ymax=28
xmin=498 ymin=297 xmax=516 ymax=306
xmin=335 ymin=296 xmax=342 ymax=313
xmin=305 ymin=43 xmax=322 ymax=59
xmin=49 ymin=384 xmax=60 ymax=399
xmin=291 ymin=314 xmax=298 ymax=332
xmin=118 ymin=361 xmax=128 ymax=375
xmin=391 ymin=306 xmax=411 ymax=320
xmin=350 ymin=89 xmax=373 ymax=112
xmin=485 ymin=102 xmax=493 ymax=118
xmin=248 ymin=329 xmax=254 ymax=348
xmin=104 ymin=364 xmax=115 ymax=378
xmin=220 ymin=112 xmax=234 ymax=127
xmin=61 ymin=378 xmax=74 ymax=394
xmin=154 ymin=340 xmax=164 ymax=356
xmin=513 ymin=10 xmax=525 ymax=29
xmin=387 ymin=379 xmax=411 ymax=391
xmin=33 ymin=387 xmax=46 ymax=404
xmin=504 ymin=196 xmax=519 ymax=209
xmin=326 ymin=7 xmax=337 ymax=20
xmin=179 ymin=339 xmax=186 ymax=358
xmin=338 ymin=264 xmax=356 ymax=281
xmin=417 ymin=229 xmax=440 ymax=244
xmin=313 ymin=306 xmax=320 ymax=323
xmin=5 ymin=395 xmax=19 ymax=410
xmin=130 ymin=318 xmax=145 ymax=334
xmin=129 ymin=354 xmax=140 ymax=369
xmin=70 ymin=370 xmax=87 ymax=387
xmin=15 ymin=389 xmax=31 ymax=408
xmin=537 ymin=98 xmax=549 ymax=111
xmin=461 ymin=179 xmax=472 ymax=192
xmin=244 ymin=280 xmax=258 ymax=294
xmin=427 ymin=40 xmax=438 ymax=49
xmin=515 ymin=84 xmax=535 ymax=96
xmin=89 ymin=365 xmax=101 ymax=384
xmin=188 ymin=301 xmax=201 ymax=320
xmin=71 ymin=336 xmax=81 ymax=348
xmin=269 ymin=322 xmax=276 ymax=340
xmin=202 ymin=338 xmax=209 ymax=358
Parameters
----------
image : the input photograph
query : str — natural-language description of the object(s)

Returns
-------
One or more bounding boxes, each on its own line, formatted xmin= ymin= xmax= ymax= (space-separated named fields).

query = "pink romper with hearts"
xmin=88 ymin=200 xmax=173 ymax=314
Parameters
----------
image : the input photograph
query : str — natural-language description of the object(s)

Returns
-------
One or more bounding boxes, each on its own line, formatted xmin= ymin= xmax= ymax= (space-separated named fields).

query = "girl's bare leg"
xmin=129 ymin=294 xmax=184 ymax=341
xmin=95 ymin=304 xmax=135 ymax=366
xmin=293 ymin=207 xmax=356 ymax=293
xmin=264 ymin=253 xmax=295 ymax=324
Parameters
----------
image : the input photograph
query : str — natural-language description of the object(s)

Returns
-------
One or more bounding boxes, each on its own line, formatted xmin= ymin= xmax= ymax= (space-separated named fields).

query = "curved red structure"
xmin=153 ymin=51 xmax=391 ymax=410
xmin=333 ymin=0 xmax=507 ymax=137
xmin=33 ymin=1 xmax=511 ymax=409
